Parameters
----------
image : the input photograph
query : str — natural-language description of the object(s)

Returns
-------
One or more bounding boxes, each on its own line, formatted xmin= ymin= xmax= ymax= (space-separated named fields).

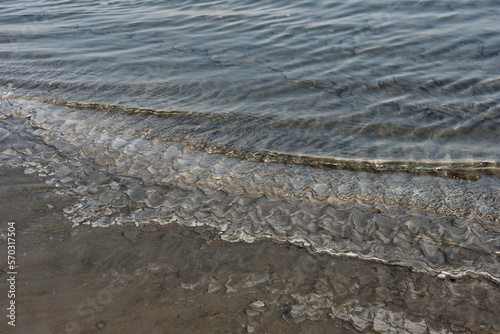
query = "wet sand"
xmin=1 ymin=166 xmax=500 ymax=334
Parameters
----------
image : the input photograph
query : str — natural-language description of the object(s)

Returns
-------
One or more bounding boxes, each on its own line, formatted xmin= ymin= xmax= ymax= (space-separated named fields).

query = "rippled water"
xmin=1 ymin=2 xmax=500 ymax=331
xmin=1 ymin=0 xmax=500 ymax=165
xmin=1 ymin=0 xmax=500 ymax=280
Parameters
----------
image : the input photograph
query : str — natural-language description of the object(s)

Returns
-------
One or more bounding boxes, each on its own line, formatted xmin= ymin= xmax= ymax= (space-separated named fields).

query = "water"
xmin=2 ymin=0 xmax=500 ymax=166
xmin=1 ymin=1 xmax=500 ymax=332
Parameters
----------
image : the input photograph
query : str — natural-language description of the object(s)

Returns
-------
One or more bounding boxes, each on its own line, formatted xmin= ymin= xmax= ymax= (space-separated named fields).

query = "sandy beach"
xmin=1 ymin=165 xmax=500 ymax=334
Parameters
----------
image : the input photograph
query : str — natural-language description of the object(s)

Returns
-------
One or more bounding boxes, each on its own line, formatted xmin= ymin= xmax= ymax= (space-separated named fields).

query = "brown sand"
xmin=1 ymin=166 xmax=500 ymax=334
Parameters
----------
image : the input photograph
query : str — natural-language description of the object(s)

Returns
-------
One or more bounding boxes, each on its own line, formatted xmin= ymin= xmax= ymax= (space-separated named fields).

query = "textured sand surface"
xmin=1 ymin=167 xmax=500 ymax=333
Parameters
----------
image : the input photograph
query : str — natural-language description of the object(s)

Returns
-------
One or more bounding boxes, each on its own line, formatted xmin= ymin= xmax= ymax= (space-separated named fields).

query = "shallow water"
xmin=1 ymin=98 xmax=500 ymax=334
xmin=1 ymin=1 xmax=500 ymax=332
xmin=2 ymin=168 xmax=499 ymax=333
xmin=1 ymin=98 xmax=499 ymax=282
xmin=1 ymin=0 xmax=500 ymax=282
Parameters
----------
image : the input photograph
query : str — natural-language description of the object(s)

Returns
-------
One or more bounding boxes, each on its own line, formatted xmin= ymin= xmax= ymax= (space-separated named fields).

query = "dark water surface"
xmin=1 ymin=1 xmax=500 ymax=332
xmin=1 ymin=0 xmax=500 ymax=165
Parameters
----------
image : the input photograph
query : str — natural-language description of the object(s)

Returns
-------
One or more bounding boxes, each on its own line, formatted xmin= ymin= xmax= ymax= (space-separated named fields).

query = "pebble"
xmin=96 ymin=320 xmax=107 ymax=329
xmin=249 ymin=300 xmax=265 ymax=309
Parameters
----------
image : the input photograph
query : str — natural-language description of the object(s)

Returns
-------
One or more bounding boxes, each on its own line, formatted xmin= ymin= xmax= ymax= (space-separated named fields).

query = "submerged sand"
xmin=1 ymin=166 xmax=500 ymax=334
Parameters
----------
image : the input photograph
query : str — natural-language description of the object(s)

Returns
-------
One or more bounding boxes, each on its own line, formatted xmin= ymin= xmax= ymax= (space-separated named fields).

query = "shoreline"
xmin=1 ymin=166 xmax=500 ymax=333
xmin=1 ymin=98 xmax=499 ymax=281
xmin=1 ymin=98 xmax=499 ymax=333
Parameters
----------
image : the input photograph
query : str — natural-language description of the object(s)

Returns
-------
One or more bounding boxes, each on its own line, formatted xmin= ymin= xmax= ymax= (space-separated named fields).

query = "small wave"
xmin=1 ymin=97 xmax=499 ymax=282
xmin=32 ymin=98 xmax=500 ymax=181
